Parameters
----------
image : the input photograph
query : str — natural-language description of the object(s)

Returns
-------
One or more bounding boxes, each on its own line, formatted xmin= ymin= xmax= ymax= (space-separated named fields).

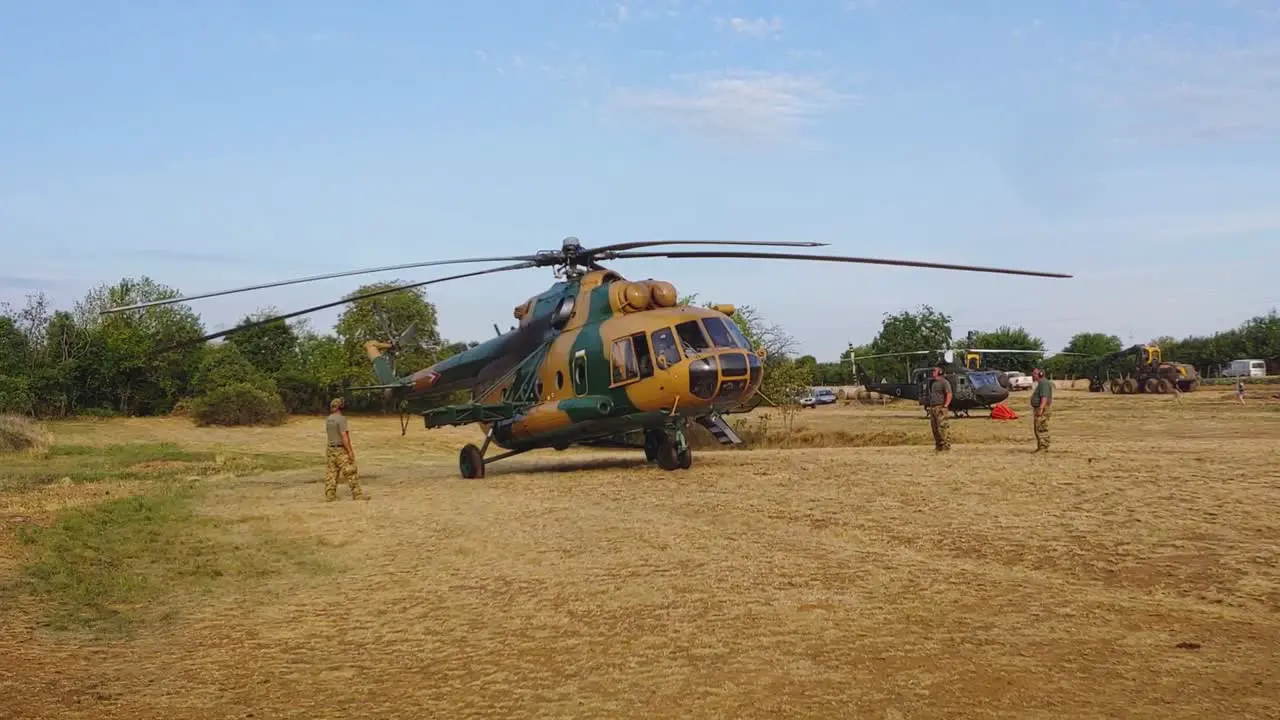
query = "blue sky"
xmin=3 ymin=0 xmax=1279 ymax=361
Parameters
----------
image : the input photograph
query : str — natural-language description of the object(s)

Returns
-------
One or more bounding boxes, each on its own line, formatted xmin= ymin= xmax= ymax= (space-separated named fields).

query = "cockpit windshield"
xmin=969 ymin=371 xmax=1000 ymax=389
xmin=702 ymin=317 xmax=741 ymax=349
xmin=675 ymin=320 xmax=711 ymax=357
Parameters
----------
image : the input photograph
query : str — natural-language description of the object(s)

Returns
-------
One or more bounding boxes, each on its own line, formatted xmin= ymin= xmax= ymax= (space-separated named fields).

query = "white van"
xmin=1223 ymin=359 xmax=1267 ymax=378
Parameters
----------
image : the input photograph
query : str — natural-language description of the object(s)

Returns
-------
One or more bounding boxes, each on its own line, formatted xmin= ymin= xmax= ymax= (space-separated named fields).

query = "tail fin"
xmin=853 ymin=363 xmax=871 ymax=387
xmin=364 ymin=340 xmax=399 ymax=385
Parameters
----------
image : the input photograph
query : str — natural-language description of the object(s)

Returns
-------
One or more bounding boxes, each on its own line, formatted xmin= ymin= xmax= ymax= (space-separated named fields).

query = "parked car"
xmin=1222 ymin=359 xmax=1267 ymax=378
xmin=1004 ymin=371 xmax=1034 ymax=391
xmin=799 ymin=387 xmax=838 ymax=407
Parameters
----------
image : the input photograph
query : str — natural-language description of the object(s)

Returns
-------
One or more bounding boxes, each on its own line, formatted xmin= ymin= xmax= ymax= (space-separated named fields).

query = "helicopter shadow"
xmin=484 ymin=455 xmax=653 ymax=476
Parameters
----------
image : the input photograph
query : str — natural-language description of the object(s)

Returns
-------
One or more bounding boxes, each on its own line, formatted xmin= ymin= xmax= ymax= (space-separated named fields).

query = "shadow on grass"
xmin=2 ymin=482 xmax=330 ymax=637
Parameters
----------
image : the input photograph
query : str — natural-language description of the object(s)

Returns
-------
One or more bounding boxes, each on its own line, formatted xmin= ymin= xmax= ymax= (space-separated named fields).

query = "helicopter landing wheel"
xmin=643 ymin=429 xmax=662 ymax=463
xmin=652 ymin=432 xmax=681 ymax=471
xmin=677 ymin=446 xmax=692 ymax=469
xmin=459 ymin=443 xmax=485 ymax=479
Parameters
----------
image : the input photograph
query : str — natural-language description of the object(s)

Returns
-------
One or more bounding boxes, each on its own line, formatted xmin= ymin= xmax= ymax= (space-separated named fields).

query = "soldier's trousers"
xmin=325 ymin=447 xmax=363 ymax=500
xmin=1034 ymin=410 xmax=1050 ymax=450
xmin=927 ymin=406 xmax=951 ymax=451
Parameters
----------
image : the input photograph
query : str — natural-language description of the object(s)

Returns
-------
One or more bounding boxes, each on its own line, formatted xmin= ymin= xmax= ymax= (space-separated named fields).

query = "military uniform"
xmin=324 ymin=399 xmax=365 ymax=500
xmin=1030 ymin=377 xmax=1053 ymax=451
xmin=924 ymin=375 xmax=952 ymax=451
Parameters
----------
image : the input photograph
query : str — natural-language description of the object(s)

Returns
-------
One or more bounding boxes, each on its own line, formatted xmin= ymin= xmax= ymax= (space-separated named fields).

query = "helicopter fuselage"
xmin=393 ymin=269 xmax=763 ymax=452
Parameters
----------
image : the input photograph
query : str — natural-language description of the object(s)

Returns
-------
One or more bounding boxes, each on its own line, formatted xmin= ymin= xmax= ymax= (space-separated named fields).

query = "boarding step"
xmin=696 ymin=413 xmax=743 ymax=445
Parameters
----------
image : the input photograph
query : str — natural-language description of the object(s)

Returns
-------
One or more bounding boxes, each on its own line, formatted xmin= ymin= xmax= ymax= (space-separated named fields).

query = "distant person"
xmin=1030 ymin=368 xmax=1053 ymax=452
xmin=1236 ymin=380 xmax=1246 ymax=404
xmin=925 ymin=363 xmax=953 ymax=452
xmin=325 ymin=398 xmax=367 ymax=501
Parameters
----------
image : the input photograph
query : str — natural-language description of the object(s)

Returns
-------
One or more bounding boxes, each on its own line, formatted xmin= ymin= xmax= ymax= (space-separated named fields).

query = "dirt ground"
xmin=3 ymin=385 xmax=1280 ymax=719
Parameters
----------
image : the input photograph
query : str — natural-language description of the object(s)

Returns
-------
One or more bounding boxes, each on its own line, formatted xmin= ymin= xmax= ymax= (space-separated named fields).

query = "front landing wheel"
xmin=460 ymin=443 xmax=485 ymax=479
xmin=676 ymin=445 xmax=692 ymax=469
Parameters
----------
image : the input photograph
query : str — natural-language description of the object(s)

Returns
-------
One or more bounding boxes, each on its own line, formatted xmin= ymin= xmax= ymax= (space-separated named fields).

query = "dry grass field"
xmin=3 ymin=383 xmax=1280 ymax=719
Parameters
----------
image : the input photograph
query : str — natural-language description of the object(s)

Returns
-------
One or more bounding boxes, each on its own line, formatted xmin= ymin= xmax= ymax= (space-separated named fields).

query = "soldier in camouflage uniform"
xmin=1030 ymin=368 xmax=1053 ymax=452
xmin=325 ymin=398 xmax=367 ymax=501
xmin=924 ymin=364 xmax=953 ymax=452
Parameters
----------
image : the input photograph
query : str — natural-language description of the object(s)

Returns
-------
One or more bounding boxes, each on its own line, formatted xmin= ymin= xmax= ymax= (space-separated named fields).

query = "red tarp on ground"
xmin=990 ymin=403 xmax=1018 ymax=420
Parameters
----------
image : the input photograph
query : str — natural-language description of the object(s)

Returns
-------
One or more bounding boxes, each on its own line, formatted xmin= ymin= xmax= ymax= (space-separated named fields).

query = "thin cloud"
xmin=1083 ymin=31 xmax=1280 ymax=145
xmin=611 ymin=70 xmax=851 ymax=144
xmin=0 ymin=276 xmax=53 ymax=291
xmin=719 ymin=16 xmax=783 ymax=38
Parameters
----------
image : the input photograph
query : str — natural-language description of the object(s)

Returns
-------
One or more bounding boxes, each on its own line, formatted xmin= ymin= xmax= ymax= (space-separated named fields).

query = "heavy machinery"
xmin=1087 ymin=344 xmax=1200 ymax=394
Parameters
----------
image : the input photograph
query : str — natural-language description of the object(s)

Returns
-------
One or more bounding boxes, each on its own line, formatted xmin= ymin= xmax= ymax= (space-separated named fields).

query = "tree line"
xmin=834 ymin=305 xmax=1280 ymax=385
xmin=0 ymin=276 xmax=473 ymax=422
xmin=2 ymin=278 xmax=1276 ymax=422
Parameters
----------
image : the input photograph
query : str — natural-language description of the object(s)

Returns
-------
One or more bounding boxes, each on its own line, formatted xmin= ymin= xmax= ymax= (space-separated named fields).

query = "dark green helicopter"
xmin=104 ymin=238 xmax=1071 ymax=476
xmin=849 ymin=347 xmax=1083 ymax=417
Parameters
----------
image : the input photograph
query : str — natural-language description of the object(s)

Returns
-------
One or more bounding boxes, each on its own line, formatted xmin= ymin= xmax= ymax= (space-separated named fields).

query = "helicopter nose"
xmin=686 ymin=350 xmax=762 ymax=405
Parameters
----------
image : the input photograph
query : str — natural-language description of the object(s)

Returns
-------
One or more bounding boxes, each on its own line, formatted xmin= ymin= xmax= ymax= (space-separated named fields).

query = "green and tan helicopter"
xmin=104 ymin=238 xmax=1070 ymax=477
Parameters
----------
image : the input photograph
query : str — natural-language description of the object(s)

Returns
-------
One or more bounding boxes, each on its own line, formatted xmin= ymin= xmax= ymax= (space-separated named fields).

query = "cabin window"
xmin=675 ymin=320 xmax=711 ymax=356
xmin=611 ymin=337 xmax=639 ymax=385
xmin=572 ymin=351 xmax=588 ymax=395
xmin=630 ymin=331 xmax=655 ymax=379
xmin=702 ymin=317 xmax=739 ymax=349
xmin=651 ymin=327 xmax=682 ymax=367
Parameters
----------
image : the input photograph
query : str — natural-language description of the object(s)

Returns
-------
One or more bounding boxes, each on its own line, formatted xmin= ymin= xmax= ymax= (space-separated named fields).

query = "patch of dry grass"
xmin=0 ymin=414 xmax=53 ymax=456
xmin=2 ymin=384 xmax=1280 ymax=718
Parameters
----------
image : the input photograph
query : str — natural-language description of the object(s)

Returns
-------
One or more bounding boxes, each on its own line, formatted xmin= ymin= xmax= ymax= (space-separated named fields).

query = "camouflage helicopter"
xmin=848 ymin=346 xmax=1085 ymax=417
xmin=104 ymin=238 xmax=1070 ymax=477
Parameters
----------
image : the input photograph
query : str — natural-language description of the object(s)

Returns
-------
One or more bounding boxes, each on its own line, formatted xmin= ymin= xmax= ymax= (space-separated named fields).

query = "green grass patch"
xmin=4 ymin=483 xmax=329 ymax=636
xmin=0 ymin=441 xmax=316 ymax=493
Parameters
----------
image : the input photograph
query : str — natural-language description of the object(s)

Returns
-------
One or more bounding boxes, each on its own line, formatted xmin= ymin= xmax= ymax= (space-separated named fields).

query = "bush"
xmin=190 ymin=383 xmax=287 ymax=427
xmin=0 ymin=413 xmax=53 ymax=456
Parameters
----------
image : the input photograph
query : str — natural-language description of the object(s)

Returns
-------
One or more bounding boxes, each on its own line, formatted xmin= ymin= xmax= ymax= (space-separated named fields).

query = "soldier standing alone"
xmin=1030 ymin=368 xmax=1053 ymax=452
xmin=925 ymin=364 xmax=953 ymax=452
xmin=325 ymin=398 xmax=367 ymax=501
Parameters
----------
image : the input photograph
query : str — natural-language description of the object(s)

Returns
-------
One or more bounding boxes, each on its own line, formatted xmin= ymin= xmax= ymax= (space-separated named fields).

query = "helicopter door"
xmin=954 ymin=374 xmax=975 ymax=403
xmin=571 ymin=350 xmax=588 ymax=395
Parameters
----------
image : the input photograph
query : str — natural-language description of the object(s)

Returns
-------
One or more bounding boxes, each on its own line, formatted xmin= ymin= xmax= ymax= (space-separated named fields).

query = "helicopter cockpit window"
xmin=630 ymin=331 xmax=655 ymax=379
xmin=651 ymin=327 xmax=682 ymax=368
xmin=969 ymin=371 xmax=999 ymax=388
xmin=702 ymin=317 xmax=739 ymax=349
xmin=724 ymin=319 xmax=752 ymax=350
xmin=611 ymin=337 xmax=639 ymax=385
xmin=675 ymin=320 xmax=711 ymax=356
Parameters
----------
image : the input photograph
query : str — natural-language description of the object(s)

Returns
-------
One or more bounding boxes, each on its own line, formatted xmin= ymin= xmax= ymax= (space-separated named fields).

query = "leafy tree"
xmin=851 ymin=305 xmax=953 ymax=380
xmin=70 ymin=277 xmax=204 ymax=415
xmin=191 ymin=343 xmax=276 ymax=397
xmin=225 ymin=308 xmax=299 ymax=375
xmin=1044 ymin=332 xmax=1123 ymax=377
xmin=335 ymin=281 xmax=441 ymax=384
xmin=965 ymin=325 xmax=1045 ymax=372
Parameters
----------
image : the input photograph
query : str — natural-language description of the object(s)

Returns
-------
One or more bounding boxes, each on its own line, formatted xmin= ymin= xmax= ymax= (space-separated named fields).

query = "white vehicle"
xmin=1223 ymin=359 xmax=1267 ymax=378
xmin=1003 ymin=371 xmax=1034 ymax=390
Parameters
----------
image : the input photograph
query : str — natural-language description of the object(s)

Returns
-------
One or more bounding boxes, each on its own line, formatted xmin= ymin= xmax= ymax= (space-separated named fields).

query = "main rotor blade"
xmin=586 ymin=240 xmax=826 ymax=256
xmin=102 ymin=254 xmax=539 ymax=314
xmin=606 ymin=250 xmax=1073 ymax=279
xmin=155 ymin=261 xmax=538 ymax=352
xmin=847 ymin=350 xmax=940 ymax=361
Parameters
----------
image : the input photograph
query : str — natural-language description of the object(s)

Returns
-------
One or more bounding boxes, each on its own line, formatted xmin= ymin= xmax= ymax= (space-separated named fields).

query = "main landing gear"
xmin=458 ymin=428 xmax=530 ymax=479
xmin=643 ymin=427 xmax=692 ymax=471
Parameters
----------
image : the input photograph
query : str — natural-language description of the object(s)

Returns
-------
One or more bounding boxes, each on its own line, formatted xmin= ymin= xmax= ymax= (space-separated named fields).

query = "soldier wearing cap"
xmin=924 ymin=363 xmax=953 ymax=452
xmin=325 ymin=397 xmax=366 ymax=501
